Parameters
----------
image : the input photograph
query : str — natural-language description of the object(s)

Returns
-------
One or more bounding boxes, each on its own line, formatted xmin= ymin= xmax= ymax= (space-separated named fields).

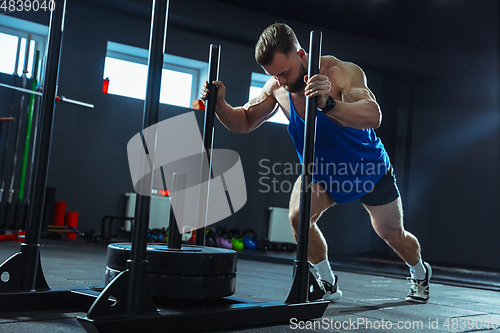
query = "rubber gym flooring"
xmin=0 ymin=239 xmax=499 ymax=332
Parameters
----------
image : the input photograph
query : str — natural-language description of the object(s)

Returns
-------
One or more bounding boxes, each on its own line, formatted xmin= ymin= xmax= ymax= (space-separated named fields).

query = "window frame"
xmin=0 ymin=16 xmax=48 ymax=81
xmin=105 ymin=41 xmax=208 ymax=107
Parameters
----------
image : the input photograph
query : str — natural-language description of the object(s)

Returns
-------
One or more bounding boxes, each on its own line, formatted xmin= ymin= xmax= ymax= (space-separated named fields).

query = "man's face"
xmin=262 ymin=51 xmax=307 ymax=93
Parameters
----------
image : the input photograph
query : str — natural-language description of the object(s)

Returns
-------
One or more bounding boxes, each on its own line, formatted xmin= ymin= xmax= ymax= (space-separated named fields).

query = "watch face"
xmin=322 ymin=96 xmax=335 ymax=112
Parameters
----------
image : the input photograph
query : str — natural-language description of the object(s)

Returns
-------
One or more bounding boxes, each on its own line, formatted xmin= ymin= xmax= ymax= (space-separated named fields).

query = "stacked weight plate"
xmin=105 ymin=243 xmax=237 ymax=299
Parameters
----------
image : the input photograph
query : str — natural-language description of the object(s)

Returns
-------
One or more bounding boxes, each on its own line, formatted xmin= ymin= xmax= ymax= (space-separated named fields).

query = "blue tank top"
xmin=287 ymin=94 xmax=390 ymax=203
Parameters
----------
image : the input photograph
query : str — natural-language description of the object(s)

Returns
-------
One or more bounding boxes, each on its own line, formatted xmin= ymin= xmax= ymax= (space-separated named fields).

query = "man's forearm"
xmin=215 ymin=103 xmax=252 ymax=133
xmin=326 ymin=99 xmax=381 ymax=129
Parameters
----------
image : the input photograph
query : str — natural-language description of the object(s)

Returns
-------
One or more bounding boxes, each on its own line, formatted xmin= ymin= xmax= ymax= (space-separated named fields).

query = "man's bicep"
xmin=243 ymin=93 xmax=279 ymax=125
xmin=244 ymin=78 xmax=279 ymax=113
xmin=240 ymin=76 xmax=280 ymax=131
xmin=243 ymin=92 xmax=274 ymax=111
xmin=343 ymin=87 xmax=376 ymax=103
xmin=341 ymin=64 xmax=377 ymax=103
xmin=244 ymin=78 xmax=278 ymax=110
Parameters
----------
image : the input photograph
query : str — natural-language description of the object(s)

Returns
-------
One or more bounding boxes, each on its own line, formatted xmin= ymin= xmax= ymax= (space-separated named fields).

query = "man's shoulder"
xmin=322 ymin=57 xmax=365 ymax=87
xmin=322 ymin=56 xmax=358 ymax=73
xmin=263 ymin=76 xmax=282 ymax=96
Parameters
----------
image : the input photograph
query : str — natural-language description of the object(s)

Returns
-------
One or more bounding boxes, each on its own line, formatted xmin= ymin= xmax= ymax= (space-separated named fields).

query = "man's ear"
xmin=297 ymin=48 xmax=306 ymax=58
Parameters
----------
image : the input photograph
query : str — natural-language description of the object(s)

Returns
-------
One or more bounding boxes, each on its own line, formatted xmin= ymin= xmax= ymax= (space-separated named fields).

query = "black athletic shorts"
xmin=359 ymin=164 xmax=400 ymax=206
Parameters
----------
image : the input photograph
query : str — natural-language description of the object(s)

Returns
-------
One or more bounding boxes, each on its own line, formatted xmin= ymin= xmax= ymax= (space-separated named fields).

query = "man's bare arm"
xmin=201 ymin=79 xmax=278 ymax=133
xmin=305 ymin=63 xmax=381 ymax=129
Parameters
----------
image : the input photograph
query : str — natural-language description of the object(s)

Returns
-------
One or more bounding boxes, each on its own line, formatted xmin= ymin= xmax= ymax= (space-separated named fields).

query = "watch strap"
xmin=320 ymin=96 xmax=336 ymax=113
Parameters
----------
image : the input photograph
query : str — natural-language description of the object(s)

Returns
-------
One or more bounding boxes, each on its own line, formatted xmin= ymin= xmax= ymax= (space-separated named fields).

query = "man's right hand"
xmin=200 ymin=80 xmax=226 ymax=110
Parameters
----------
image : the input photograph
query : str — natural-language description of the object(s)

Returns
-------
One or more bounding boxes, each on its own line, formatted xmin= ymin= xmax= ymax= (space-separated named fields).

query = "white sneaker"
xmin=406 ymin=262 xmax=432 ymax=303
xmin=321 ymin=276 xmax=342 ymax=302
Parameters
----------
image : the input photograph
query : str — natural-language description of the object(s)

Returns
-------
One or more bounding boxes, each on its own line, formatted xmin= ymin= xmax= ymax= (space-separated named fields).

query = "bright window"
xmin=103 ymin=42 xmax=207 ymax=109
xmin=0 ymin=32 xmax=19 ymax=75
xmin=0 ymin=17 xmax=47 ymax=80
xmin=249 ymin=72 xmax=289 ymax=125
xmin=103 ymin=57 xmax=148 ymax=100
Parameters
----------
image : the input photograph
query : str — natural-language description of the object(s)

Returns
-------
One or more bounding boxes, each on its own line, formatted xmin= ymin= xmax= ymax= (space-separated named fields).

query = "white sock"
xmin=312 ymin=258 xmax=335 ymax=285
xmin=407 ymin=258 xmax=426 ymax=280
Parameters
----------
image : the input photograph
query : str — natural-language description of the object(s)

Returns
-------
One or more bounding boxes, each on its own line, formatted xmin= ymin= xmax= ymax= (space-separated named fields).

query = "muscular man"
xmin=201 ymin=23 xmax=431 ymax=303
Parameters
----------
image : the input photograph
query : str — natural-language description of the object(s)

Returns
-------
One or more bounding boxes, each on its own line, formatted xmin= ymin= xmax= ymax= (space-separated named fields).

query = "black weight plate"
xmin=105 ymin=266 xmax=235 ymax=299
xmin=106 ymin=243 xmax=237 ymax=276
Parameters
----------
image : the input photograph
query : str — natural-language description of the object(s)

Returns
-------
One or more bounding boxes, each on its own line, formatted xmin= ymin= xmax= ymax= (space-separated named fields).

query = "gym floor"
xmin=0 ymin=239 xmax=499 ymax=333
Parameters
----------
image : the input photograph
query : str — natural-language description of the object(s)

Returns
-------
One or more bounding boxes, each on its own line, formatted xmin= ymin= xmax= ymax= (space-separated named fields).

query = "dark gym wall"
xmin=406 ymin=50 xmax=500 ymax=269
xmin=3 ymin=0 xmax=498 ymax=270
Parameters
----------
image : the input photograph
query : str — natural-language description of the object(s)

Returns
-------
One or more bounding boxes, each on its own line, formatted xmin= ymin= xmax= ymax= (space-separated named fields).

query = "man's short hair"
xmin=255 ymin=23 xmax=300 ymax=66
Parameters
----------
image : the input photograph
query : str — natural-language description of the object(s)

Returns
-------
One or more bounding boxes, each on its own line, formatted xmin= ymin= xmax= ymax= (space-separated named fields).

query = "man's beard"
xmin=284 ymin=64 xmax=307 ymax=93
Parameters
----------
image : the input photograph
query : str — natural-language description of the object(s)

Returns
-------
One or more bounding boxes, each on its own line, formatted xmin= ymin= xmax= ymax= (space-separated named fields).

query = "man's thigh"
xmin=289 ymin=176 xmax=336 ymax=222
xmin=363 ymin=197 xmax=403 ymax=231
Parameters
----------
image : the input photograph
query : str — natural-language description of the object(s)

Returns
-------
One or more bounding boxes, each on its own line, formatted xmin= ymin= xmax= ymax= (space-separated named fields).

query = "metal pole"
xmin=13 ymin=37 xmax=21 ymax=76
xmin=167 ymin=173 xmax=186 ymax=249
xmin=0 ymin=117 xmax=14 ymax=209
xmin=0 ymin=83 xmax=94 ymax=109
xmin=18 ymin=51 xmax=40 ymax=204
xmin=20 ymin=0 xmax=66 ymax=291
xmin=194 ymin=44 xmax=220 ymax=246
xmin=127 ymin=0 xmax=169 ymax=316
xmin=0 ymin=119 xmax=15 ymax=203
xmin=14 ymin=50 xmax=40 ymax=231
xmin=5 ymin=35 xmax=32 ymax=228
xmin=294 ymin=30 xmax=322 ymax=303
xmin=204 ymin=45 xmax=220 ymax=150
xmin=0 ymin=83 xmax=43 ymax=96
xmin=55 ymin=96 xmax=94 ymax=108
xmin=23 ymin=93 xmax=42 ymax=229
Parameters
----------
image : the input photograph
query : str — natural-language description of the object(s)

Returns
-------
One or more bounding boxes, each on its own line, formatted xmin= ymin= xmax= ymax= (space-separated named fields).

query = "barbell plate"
xmin=105 ymin=266 xmax=236 ymax=299
xmin=106 ymin=243 xmax=237 ymax=276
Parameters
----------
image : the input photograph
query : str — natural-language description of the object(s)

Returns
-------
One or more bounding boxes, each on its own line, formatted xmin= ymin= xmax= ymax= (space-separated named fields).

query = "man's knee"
xmin=289 ymin=210 xmax=321 ymax=233
xmin=377 ymin=225 xmax=405 ymax=249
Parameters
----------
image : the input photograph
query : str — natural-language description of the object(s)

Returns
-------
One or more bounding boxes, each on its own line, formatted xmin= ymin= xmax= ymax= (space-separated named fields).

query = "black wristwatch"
xmin=320 ymin=96 xmax=336 ymax=114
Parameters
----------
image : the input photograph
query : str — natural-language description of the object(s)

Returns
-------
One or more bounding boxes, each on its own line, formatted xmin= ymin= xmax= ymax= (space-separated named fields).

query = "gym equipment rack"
xmin=0 ymin=1 xmax=329 ymax=331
